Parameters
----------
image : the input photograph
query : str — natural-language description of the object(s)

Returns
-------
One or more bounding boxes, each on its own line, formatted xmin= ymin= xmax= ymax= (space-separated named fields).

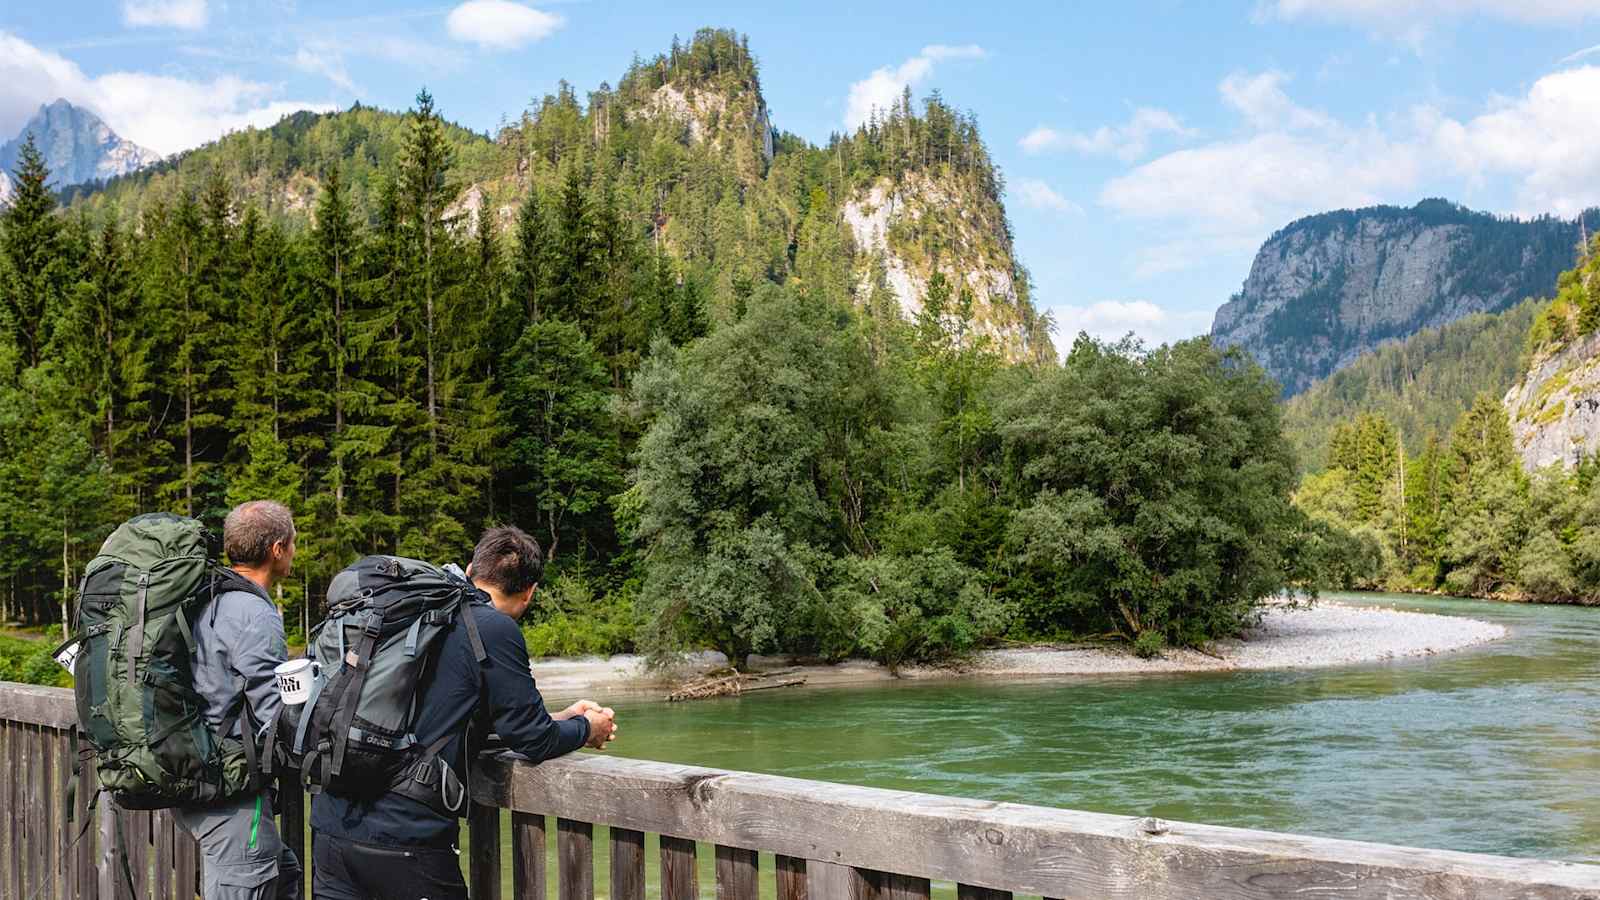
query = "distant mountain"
xmin=0 ymin=99 xmax=162 ymax=190
xmin=1211 ymin=200 xmax=1588 ymax=397
xmin=0 ymin=170 xmax=12 ymax=206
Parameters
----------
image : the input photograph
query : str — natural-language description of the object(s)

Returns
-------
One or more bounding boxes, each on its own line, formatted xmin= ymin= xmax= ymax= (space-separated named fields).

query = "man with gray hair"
xmin=176 ymin=500 xmax=303 ymax=899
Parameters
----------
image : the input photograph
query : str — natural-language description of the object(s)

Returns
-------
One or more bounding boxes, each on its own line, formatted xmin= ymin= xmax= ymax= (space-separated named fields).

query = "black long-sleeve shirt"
xmin=310 ymin=597 xmax=588 ymax=847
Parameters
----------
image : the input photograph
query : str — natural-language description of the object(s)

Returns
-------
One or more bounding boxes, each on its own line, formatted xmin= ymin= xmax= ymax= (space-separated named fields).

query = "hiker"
xmin=178 ymin=500 xmax=303 ymax=900
xmin=309 ymin=525 xmax=617 ymax=900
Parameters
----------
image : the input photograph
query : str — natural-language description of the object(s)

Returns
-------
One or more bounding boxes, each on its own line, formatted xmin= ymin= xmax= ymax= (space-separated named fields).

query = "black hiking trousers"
xmin=311 ymin=831 xmax=466 ymax=900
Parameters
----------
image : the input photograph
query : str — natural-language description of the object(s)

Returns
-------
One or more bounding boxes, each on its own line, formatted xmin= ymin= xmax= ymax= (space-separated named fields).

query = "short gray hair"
xmin=223 ymin=500 xmax=296 ymax=566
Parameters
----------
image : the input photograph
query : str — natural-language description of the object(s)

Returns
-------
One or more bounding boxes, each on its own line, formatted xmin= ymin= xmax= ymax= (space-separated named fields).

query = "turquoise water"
xmin=600 ymin=593 xmax=1600 ymax=862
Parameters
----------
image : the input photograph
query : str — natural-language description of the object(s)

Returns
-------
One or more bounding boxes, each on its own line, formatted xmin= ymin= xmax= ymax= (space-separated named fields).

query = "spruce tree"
xmin=0 ymin=134 xmax=68 ymax=369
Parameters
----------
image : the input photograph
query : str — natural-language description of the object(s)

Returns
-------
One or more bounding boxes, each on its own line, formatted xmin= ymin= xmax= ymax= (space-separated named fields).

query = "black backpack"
xmin=272 ymin=555 xmax=484 ymax=808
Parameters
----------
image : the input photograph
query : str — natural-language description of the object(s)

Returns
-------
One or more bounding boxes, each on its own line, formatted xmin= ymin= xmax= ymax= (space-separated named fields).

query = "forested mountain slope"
xmin=1281 ymin=297 xmax=1546 ymax=472
xmin=64 ymin=30 xmax=1053 ymax=362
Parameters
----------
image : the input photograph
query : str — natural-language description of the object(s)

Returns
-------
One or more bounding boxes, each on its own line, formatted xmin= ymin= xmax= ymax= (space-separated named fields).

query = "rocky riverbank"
xmin=531 ymin=600 xmax=1509 ymax=701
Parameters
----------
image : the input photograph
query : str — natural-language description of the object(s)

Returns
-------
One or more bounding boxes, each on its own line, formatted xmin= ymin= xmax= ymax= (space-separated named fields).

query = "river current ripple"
xmin=607 ymin=592 xmax=1600 ymax=862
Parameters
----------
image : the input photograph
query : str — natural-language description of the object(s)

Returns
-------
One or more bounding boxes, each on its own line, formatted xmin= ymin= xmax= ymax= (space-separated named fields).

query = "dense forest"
xmin=1297 ymin=237 xmax=1600 ymax=602
xmin=0 ymin=30 xmax=1320 ymax=672
xmin=1281 ymin=297 xmax=1546 ymax=472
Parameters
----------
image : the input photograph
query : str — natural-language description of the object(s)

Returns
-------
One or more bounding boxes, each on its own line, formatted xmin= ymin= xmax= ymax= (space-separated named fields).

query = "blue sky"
xmin=5 ymin=1 xmax=1600 ymax=354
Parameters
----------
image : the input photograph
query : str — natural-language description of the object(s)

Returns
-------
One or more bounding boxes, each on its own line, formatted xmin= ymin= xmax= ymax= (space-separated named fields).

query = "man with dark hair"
xmin=179 ymin=500 xmax=303 ymax=899
xmin=310 ymin=525 xmax=617 ymax=900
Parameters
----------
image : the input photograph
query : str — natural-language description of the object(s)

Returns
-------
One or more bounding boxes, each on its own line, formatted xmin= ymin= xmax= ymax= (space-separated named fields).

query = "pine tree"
xmin=0 ymin=134 xmax=68 ymax=369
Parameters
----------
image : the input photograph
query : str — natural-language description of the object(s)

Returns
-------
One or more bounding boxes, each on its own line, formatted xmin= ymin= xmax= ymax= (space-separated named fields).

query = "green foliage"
xmin=998 ymin=336 xmax=1308 ymax=647
xmin=0 ymin=632 xmax=71 ymax=687
xmin=1283 ymin=298 xmax=1545 ymax=472
xmin=828 ymin=548 xmax=1002 ymax=670
xmin=521 ymin=573 xmax=638 ymax=658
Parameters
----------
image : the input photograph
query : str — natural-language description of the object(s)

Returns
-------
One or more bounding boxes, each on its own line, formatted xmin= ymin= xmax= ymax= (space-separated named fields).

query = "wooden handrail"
xmin=4 ymin=680 xmax=1600 ymax=900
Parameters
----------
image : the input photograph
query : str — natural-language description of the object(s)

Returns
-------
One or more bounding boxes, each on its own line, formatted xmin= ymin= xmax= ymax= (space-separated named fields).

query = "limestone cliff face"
xmin=842 ymin=172 xmax=1049 ymax=363
xmin=1211 ymin=200 xmax=1583 ymax=396
xmin=1505 ymin=331 xmax=1600 ymax=470
xmin=627 ymin=84 xmax=774 ymax=164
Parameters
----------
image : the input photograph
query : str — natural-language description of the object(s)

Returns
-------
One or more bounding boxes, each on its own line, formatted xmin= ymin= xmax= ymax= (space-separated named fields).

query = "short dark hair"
xmin=469 ymin=525 xmax=543 ymax=595
xmin=223 ymin=500 xmax=296 ymax=566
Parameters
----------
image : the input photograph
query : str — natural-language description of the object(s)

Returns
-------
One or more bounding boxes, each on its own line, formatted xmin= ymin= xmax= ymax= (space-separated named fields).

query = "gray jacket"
xmin=192 ymin=585 xmax=288 ymax=742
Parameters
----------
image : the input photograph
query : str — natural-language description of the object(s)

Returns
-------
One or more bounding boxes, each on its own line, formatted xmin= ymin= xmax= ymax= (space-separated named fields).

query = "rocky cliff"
xmin=1505 ymin=331 xmax=1600 ymax=470
xmin=1505 ymin=240 xmax=1600 ymax=471
xmin=843 ymin=171 xmax=1041 ymax=360
xmin=1211 ymin=200 xmax=1585 ymax=396
xmin=0 ymin=99 xmax=162 ymax=189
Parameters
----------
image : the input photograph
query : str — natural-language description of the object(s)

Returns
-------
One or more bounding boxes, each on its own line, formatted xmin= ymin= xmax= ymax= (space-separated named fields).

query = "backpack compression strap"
xmin=327 ymin=608 xmax=385 ymax=778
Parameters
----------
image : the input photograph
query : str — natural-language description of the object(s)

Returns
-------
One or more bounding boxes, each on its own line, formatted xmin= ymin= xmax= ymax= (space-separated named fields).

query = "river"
xmin=603 ymin=591 xmax=1600 ymax=863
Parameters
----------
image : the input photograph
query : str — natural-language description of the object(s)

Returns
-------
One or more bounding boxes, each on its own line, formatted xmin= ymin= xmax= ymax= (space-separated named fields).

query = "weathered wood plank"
xmin=660 ymin=835 xmax=698 ymax=900
xmin=877 ymin=872 xmax=931 ymax=900
xmin=470 ymin=802 xmax=503 ymax=900
xmin=4 ymin=723 xmax=21 ymax=900
xmin=955 ymin=886 xmax=1009 ymax=900
xmin=609 ymin=827 xmax=645 ymax=900
xmin=776 ymin=855 xmax=808 ymax=900
xmin=806 ymin=860 xmax=869 ymax=900
xmin=715 ymin=844 xmax=759 ymax=900
xmin=556 ymin=818 xmax=593 ymax=900
xmin=76 ymin=750 xmax=95 ymax=900
xmin=0 ymin=684 xmax=76 ymax=728
xmin=54 ymin=730 xmax=74 ymax=900
xmin=27 ymin=724 xmax=46 ymax=899
xmin=130 ymin=809 xmax=152 ymax=900
xmin=173 ymin=811 xmax=198 ymax=900
xmin=41 ymin=726 xmax=58 ymax=900
xmin=473 ymin=753 xmax=1600 ymax=900
xmin=154 ymin=811 xmax=174 ymax=900
xmin=512 ymin=812 xmax=547 ymax=900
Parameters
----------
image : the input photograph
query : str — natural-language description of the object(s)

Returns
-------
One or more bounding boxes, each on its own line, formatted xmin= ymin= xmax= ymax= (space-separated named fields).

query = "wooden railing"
xmin=5 ymin=680 xmax=1600 ymax=900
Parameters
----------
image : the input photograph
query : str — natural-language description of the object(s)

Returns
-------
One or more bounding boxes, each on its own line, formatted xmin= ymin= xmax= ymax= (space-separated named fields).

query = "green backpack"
xmin=61 ymin=512 xmax=257 ymax=809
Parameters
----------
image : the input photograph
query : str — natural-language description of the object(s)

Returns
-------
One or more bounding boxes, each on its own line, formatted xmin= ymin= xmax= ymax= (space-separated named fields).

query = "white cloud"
xmin=1013 ymin=178 xmax=1082 ymax=214
xmin=1050 ymin=300 xmax=1213 ymax=349
xmin=1218 ymin=71 xmax=1333 ymax=131
xmin=292 ymin=44 xmax=359 ymax=94
xmin=1560 ymin=44 xmax=1600 ymax=64
xmin=1420 ymin=64 xmax=1600 ymax=216
xmin=1020 ymin=107 xmax=1193 ymax=161
xmin=1099 ymin=64 xmax=1600 ymax=277
xmin=0 ymin=30 xmax=334 ymax=157
xmin=445 ymin=0 xmax=563 ymax=51
xmin=844 ymin=44 xmax=986 ymax=129
xmin=122 ymin=0 xmax=208 ymax=30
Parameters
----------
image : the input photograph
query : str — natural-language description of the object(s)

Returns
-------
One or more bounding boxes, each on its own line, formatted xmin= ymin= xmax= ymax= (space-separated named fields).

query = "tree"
xmin=628 ymin=286 xmax=866 ymax=668
xmin=1001 ymin=335 xmax=1304 ymax=647
xmin=0 ymin=134 xmax=68 ymax=369
xmin=502 ymin=319 xmax=620 ymax=563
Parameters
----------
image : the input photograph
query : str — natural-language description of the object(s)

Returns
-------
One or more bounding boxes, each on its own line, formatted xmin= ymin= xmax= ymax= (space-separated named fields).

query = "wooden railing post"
xmin=715 ymin=845 xmax=758 ymax=900
xmin=469 ymin=801 xmax=502 ymax=900
xmin=659 ymin=835 xmax=698 ymax=900
xmin=776 ymin=855 xmax=807 ymax=900
xmin=609 ymin=827 xmax=645 ymax=900
xmin=512 ymin=812 xmax=547 ymax=900
xmin=556 ymin=818 xmax=593 ymax=900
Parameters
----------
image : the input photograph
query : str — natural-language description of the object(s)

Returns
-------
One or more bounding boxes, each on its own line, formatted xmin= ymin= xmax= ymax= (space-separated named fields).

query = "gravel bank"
xmin=530 ymin=601 xmax=1510 ymax=701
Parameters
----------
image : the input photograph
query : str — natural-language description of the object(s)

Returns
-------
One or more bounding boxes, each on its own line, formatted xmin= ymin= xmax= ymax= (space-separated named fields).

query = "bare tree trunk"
xmin=61 ymin=520 xmax=70 ymax=627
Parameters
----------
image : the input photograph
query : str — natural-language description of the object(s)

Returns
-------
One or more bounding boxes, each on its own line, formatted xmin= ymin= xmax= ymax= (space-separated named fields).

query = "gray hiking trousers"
xmin=176 ymin=793 xmax=302 ymax=900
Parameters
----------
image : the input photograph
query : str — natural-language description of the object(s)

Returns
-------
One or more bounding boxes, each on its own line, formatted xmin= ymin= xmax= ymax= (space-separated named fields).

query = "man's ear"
xmin=464 ymin=563 xmax=475 ymax=579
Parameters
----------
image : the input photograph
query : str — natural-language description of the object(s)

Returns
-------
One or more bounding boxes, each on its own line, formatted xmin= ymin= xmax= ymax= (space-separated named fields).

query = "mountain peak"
xmin=0 ymin=97 xmax=162 ymax=191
